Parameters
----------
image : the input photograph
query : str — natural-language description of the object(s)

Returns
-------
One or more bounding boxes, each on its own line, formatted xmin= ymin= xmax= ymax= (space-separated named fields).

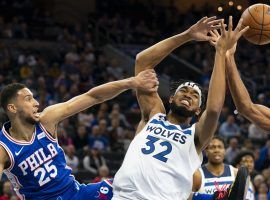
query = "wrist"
xmin=182 ymin=29 xmax=193 ymax=41
xmin=226 ymin=52 xmax=235 ymax=58
xmin=216 ymin=48 xmax=226 ymax=55
xmin=129 ymin=77 xmax=138 ymax=89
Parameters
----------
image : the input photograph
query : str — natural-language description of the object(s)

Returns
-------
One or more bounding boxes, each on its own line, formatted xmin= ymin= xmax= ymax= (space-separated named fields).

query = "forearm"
xmin=135 ymin=30 xmax=192 ymax=74
xmin=88 ymin=77 xmax=135 ymax=103
xmin=206 ymin=50 xmax=226 ymax=114
xmin=225 ymin=55 xmax=252 ymax=113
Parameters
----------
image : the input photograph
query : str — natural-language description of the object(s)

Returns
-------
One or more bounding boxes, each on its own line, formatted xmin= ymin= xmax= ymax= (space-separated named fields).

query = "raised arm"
xmin=226 ymin=46 xmax=270 ymax=131
xmin=195 ymin=17 xmax=249 ymax=152
xmin=135 ymin=17 xmax=222 ymax=125
xmin=40 ymin=69 xmax=158 ymax=136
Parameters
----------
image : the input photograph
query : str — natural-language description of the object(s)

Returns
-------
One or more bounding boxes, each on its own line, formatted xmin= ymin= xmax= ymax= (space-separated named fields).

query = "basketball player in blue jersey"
xmin=209 ymin=21 xmax=270 ymax=132
xmin=0 ymin=69 xmax=158 ymax=200
xmin=112 ymin=16 xmax=250 ymax=200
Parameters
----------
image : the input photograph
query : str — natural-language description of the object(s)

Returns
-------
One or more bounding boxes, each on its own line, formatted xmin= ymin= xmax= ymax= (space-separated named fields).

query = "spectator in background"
xmin=225 ymin=137 xmax=240 ymax=164
xmin=83 ymin=148 xmax=106 ymax=175
xmin=249 ymin=123 xmax=269 ymax=142
xmin=0 ymin=181 xmax=13 ymax=200
xmin=88 ymin=125 xmax=109 ymax=151
xmin=219 ymin=106 xmax=230 ymax=124
xmin=106 ymin=58 xmax=123 ymax=80
xmin=219 ymin=115 xmax=241 ymax=138
xmin=65 ymin=145 xmax=79 ymax=174
xmin=109 ymin=103 xmax=130 ymax=128
xmin=92 ymin=165 xmax=111 ymax=183
xmin=72 ymin=124 xmax=89 ymax=153
xmin=108 ymin=118 xmax=125 ymax=151
xmin=255 ymin=139 xmax=270 ymax=171
xmin=255 ymin=182 xmax=270 ymax=200
xmin=57 ymin=126 xmax=73 ymax=148
xmin=253 ymin=175 xmax=266 ymax=193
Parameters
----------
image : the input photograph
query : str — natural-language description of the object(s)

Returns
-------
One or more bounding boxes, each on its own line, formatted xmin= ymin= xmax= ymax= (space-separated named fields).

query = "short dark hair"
xmin=0 ymin=83 xmax=26 ymax=111
xmin=232 ymin=150 xmax=255 ymax=167
xmin=205 ymin=136 xmax=226 ymax=150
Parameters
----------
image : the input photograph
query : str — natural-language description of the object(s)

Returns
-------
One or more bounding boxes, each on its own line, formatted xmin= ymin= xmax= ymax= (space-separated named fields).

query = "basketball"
xmin=241 ymin=4 xmax=270 ymax=45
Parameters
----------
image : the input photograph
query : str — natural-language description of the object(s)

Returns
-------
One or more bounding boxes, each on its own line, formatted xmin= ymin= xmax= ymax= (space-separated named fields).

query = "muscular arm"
xmin=195 ymin=49 xmax=226 ymax=152
xmin=135 ymin=32 xmax=192 ymax=122
xmin=40 ymin=71 xmax=157 ymax=136
xmin=195 ymin=17 xmax=248 ymax=152
xmin=226 ymin=54 xmax=270 ymax=131
xmin=135 ymin=17 xmax=222 ymax=131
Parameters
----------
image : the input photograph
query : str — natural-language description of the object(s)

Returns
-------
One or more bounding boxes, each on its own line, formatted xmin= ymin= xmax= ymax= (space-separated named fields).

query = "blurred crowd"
xmin=0 ymin=0 xmax=269 ymax=200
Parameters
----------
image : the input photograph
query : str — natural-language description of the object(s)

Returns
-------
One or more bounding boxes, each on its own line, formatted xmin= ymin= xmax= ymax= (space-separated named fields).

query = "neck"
xmin=167 ymin=111 xmax=191 ymax=126
xmin=10 ymin=119 xmax=35 ymax=142
xmin=206 ymin=162 xmax=225 ymax=176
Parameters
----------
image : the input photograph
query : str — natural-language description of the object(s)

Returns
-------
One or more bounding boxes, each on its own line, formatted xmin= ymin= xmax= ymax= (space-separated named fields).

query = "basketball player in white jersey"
xmin=190 ymin=137 xmax=255 ymax=200
xmin=209 ymin=23 xmax=270 ymax=132
xmin=113 ymin=16 xmax=249 ymax=200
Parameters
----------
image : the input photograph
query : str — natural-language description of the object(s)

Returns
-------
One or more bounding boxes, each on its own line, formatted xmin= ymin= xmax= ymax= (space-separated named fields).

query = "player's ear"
xmin=7 ymin=103 xmax=17 ymax=114
xmin=169 ymin=95 xmax=174 ymax=104
xmin=195 ymin=107 xmax=201 ymax=116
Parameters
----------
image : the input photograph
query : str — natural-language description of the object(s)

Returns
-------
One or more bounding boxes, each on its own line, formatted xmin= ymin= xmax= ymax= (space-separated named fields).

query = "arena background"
xmin=0 ymin=0 xmax=269 ymax=199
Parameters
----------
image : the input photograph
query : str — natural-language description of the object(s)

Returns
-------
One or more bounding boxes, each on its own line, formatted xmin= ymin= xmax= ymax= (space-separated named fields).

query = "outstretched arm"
xmin=40 ymin=70 xmax=158 ymax=136
xmin=195 ymin=17 xmax=249 ymax=152
xmin=226 ymin=47 xmax=270 ymax=131
xmin=135 ymin=17 xmax=222 ymax=126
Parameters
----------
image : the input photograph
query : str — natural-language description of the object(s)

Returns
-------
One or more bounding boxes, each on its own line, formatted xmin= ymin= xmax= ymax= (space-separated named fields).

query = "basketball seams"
xmin=259 ymin=5 xmax=265 ymax=44
xmin=248 ymin=7 xmax=262 ymax=25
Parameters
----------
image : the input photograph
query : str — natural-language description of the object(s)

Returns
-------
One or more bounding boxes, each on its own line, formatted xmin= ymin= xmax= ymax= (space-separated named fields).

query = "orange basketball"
xmin=241 ymin=4 xmax=270 ymax=45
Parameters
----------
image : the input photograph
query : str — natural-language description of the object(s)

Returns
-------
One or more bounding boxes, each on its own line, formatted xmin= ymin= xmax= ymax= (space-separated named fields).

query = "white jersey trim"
xmin=0 ymin=141 xmax=14 ymax=171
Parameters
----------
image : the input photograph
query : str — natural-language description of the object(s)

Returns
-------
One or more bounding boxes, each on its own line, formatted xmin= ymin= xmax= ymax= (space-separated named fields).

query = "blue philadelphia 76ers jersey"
xmin=0 ymin=122 xmax=75 ymax=200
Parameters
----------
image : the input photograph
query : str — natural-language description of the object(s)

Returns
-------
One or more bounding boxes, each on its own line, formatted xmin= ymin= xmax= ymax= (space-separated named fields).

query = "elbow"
xmin=235 ymin=101 xmax=252 ymax=116
xmin=205 ymin=109 xmax=220 ymax=119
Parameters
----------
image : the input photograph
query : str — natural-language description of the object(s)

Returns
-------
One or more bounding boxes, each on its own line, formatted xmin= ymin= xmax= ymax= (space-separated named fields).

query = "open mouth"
xmin=33 ymin=111 xmax=40 ymax=118
xmin=180 ymin=99 xmax=191 ymax=107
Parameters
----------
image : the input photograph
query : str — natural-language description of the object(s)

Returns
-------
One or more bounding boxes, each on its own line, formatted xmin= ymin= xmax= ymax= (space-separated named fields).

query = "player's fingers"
xmin=209 ymin=40 xmax=216 ymax=46
xmin=210 ymin=24 xmax=222 ymax=30
xmin=198 ymin=16 xmax=208 ymax=23
xmin=204 ymin=16 xmax=217 ymax=23
xmin=213 ymin=29 xmax=220 ymax=37
xmin=238 ymin=26 xmax=249 ymax=37
xmin=235 ymin=18 xmax=244 ymax=32
xmin=221 ymin=20 xmax=226 ymax=35
xmin=209 ymin=30 xmax=216 ymax=38
xmin=208 ymin=19 xmax=222 ymax=26
xmin=229 ymin=16 xmax=233 ymax=32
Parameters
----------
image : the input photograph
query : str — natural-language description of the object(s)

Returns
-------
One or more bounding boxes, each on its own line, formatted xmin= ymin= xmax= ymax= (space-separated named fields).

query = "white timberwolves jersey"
xmin=198 ymin=164 xmax=235 ymax=194
xmin=198 ymin=164 xmax=255 ymax=200
xmin=113 ymin=113 xmax=202 ymax=200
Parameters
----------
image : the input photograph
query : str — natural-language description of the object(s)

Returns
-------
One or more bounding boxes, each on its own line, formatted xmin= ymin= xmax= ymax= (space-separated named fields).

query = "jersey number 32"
xmin=141 ymin=135 xmax=172 ymax=163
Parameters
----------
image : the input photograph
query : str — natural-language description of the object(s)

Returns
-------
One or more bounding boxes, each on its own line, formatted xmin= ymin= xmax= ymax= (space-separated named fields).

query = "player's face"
xmin=239 ymin=155 xmax=254 ymax=174
xmin=14 ymin=88 xmax=40 ymax=124
xmin=169 ymin=86 xmax=201 ymax=118
xmin=206 ymin=139 xmax=225 ymax=165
